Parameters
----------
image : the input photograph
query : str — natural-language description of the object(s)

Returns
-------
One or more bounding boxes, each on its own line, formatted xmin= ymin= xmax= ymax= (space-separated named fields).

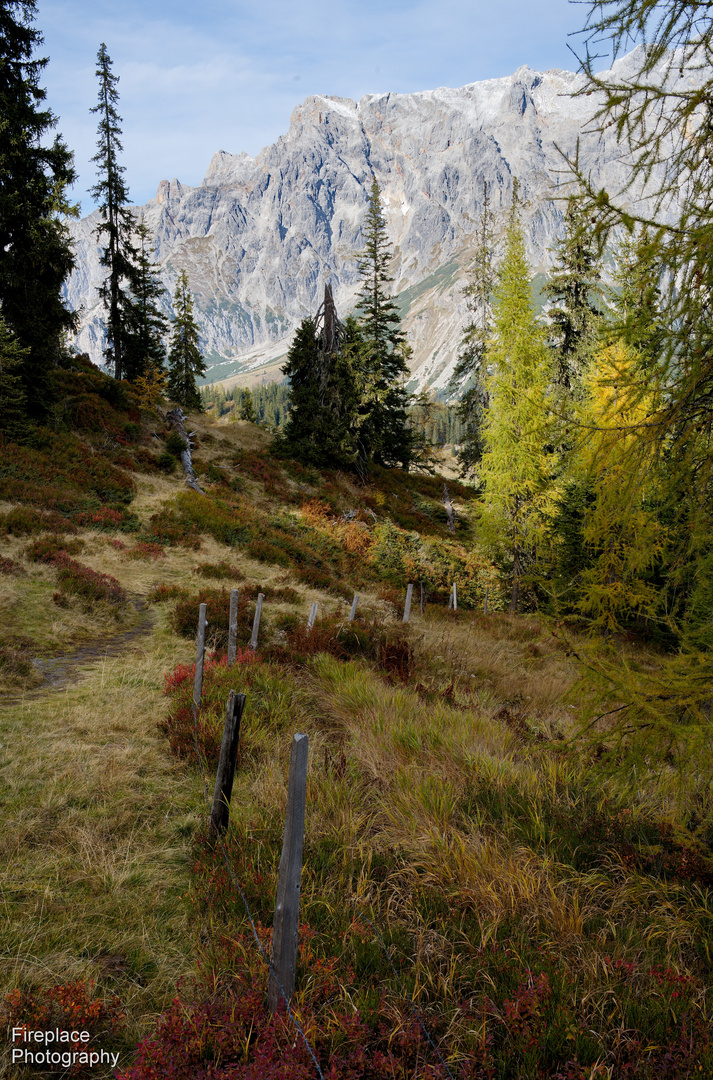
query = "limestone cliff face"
xmin=64 ymin=47 xmax=685 ymax=392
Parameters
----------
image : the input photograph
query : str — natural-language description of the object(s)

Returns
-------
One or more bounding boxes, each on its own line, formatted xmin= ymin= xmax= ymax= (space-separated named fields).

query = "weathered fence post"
xmin=349 ymin=594 xmax=359 ymax=622
xmin=453 ymin=581 xmax=458 ymax=612
xmin=420 ymin=582 xmax=425 ymax=614
xmin=193 ymin=603 xmax=208 ymax=710
xmin=402 ymin=583 xmax=413 ymax=623
xmin=250 ymin=593 xmax=264 ymax=651
xmin=483 ymin=588 xmax=489 ymax=616
xmin=227 ymin=590 xmax=240 ymax=665
xmin=210 ymin=691 xmax=247 ymax=835
xmin=307 ymin=602 xmax=318 ymax=633
xmin=268 ymin=733 xmax=309 ymax=1013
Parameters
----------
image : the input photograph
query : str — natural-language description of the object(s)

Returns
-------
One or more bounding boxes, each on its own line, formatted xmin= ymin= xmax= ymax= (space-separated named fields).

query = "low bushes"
xmin=2 ymin=979 xmax=125 ymax=1078
xmin=53 ymin=554 xmax=127 ymax=605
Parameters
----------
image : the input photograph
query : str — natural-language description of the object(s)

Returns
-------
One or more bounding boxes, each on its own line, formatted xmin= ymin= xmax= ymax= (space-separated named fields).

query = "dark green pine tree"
xmin=448 ymin=179 xmax=496 ymax=477
xmin=123 ymin=219 xmax=168 ymax=381
xmin=0 ymin=0 xmax=77 ymax=419
xmin=355 ymin=178 xmax=412 ymax=469
xmin=608 ymin=226 xmax=665 ymax=372
xmin=0 ymin=315 xmax=29 ymax=440
xmin=545 ymin=195 xmax=603 ymax=394
xmin=167 ymin=270 xmax=205 ymax=410
xmin=240 ymin=387 xmax=257 ymax=422
xmin=281 ymin=312 xmax=367 ymax=469
xmin=90 ymin=43 xmax=137 ymax=381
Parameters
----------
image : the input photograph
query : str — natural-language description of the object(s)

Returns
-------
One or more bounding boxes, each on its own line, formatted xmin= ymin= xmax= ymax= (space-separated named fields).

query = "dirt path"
xmin=7 ymin=597 xmax=155 ymax=703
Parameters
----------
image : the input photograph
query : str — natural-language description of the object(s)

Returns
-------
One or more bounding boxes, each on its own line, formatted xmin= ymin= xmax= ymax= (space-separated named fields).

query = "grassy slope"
xmin=1 ymin=378 xmax=712 ymax=1078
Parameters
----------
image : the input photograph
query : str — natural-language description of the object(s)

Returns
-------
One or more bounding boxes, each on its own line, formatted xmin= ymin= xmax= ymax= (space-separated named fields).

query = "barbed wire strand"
xmin=352 ymin=910 xmax=456 ymax=1080
xmin=191 ymin=699 xmax=325 ymax=1080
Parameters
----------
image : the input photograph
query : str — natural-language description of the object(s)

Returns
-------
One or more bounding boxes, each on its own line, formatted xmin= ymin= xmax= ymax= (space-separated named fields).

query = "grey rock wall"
xmin=64 ymin=47 xmax=687 ymax=393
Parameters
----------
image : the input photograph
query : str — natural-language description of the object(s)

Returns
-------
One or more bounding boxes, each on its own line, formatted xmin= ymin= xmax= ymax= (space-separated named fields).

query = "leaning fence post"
xmin=349 ymin=594 xmax=359 ymax=622
xmin=210 ymin=691 xmax=247 ymax=835
xmin=193 ymin=603 xmax=208 ymax=710
xmin=268 ymin=733 xmax=309 ymax=1013
xmin=250 ymin=593 xmax=264 ymax=651
xmin=453 ymin=581 xmax=458 ymax=612
xmin=402 ymin=583 xmax=413 ymax=623
xmin=307 ymin=602 xmax=318 ymax=633
xmin=227 ymin=590 xmax=240 ymax=664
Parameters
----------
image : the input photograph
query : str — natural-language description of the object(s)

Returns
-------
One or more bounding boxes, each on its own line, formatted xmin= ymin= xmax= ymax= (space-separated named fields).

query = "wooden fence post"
xmin=307 ymin=602 xmax=318 ymax=633
xmin=250 ymin=593 xmax=264 ymax=651
xmin=484 ymin=588 xmax=489 ymax=616
xmin=210 ymin=691 xmax=247 ymax=835
xmin=227 ymin=590 xmax=240 ymax=665
xmin=193 ymin=603 xmax=208 ymax=710
xmin=420 ymin=582 xmax=425 ymax=614
xmin=402 ymin=583 xmax=413 ymax=623
xmin=349 ymin=594 xmax=359 ymax=622
xmin=268 ymin=733 xmax=309 ymax=1013
xmin=453 ymin=581 xmax=458 ymax=611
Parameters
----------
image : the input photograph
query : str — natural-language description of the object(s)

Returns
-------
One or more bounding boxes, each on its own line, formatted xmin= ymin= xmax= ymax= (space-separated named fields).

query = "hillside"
xmin=1 ymin=363 xmax=712 ymax=1078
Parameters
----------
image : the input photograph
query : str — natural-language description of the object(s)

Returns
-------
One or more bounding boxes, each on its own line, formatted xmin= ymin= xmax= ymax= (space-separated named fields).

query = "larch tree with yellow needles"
xmin=479 ymin=186 xmax=556 ymax=614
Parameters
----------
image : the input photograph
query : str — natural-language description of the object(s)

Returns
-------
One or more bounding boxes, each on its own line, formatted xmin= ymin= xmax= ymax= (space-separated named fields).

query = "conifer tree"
xmin=123 ymin=219 xmax=168 ymax=382
xmin=90 ymin=43 xmax=137 ymax=381
xmin=479 ymin=185 xmax=555 ymax=613
xmin=0 ymin=0 xmax=77 ymax=417
xmin=449 ymin=179 xmax=496 ymax=476
xmin=545 ymin=195 xmax=603 ymax=394
xmin=355 ymin=178 xmax=412 ymax=469
xmin=239 ymin=387 xmax=256 ymax=422
xmin=0 ymin=316 xmax=29 ymax=440
xmin=281 ymin=313 xmax=366 ymax=468
xmin=166 ymin=270 xmax=205 ymax=410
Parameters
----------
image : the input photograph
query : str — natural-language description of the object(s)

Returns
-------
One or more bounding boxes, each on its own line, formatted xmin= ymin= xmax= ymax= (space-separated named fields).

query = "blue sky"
xmin=37 ymin=0 xmax=612 ymax=214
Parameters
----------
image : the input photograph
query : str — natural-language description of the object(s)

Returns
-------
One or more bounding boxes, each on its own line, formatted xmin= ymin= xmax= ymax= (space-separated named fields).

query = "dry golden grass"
xmin=0 ymin=619 xmax=204 ymax=1074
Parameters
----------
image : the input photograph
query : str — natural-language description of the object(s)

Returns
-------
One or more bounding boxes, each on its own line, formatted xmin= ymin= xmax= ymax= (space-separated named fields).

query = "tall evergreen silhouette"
xmin=355 ymin=178 xmax=412 ymax=469
xmin=0 ymin=0 xmax=77 ymax=417
xmin=167 ymin=270 xmax=205 ymax=410
xmin=90 ymin=43 xmax=137 ymax=381
xmin=123 ymin=219 xmax=168 ymax=382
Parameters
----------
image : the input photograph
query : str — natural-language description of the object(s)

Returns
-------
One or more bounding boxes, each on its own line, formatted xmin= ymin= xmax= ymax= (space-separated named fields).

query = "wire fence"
xmin=188 ymin=599 xmax=458 ymax=1078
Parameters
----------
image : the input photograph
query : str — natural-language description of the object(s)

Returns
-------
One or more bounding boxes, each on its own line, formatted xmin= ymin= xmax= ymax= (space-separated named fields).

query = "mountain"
xmin=64 ymin=47 xmax=685 ymax=394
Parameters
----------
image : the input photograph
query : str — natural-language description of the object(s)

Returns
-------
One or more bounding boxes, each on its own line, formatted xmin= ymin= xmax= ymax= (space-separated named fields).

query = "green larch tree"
xmin=123 ymin=218 xmax=168 ymax=382
xmin=167 ymin=270 xmax=205 ymax=410
xmin=0 ymin=0 xmax=77 ymax=417
xmin=448 ymin=179 xmax=496 ymax=476
xmin=239 ymin=387 xmax=256 ymax=422
xmin=90 ymin=43 xmax=137 ymax=381
xmin=479 ymin=185 xmax=555 ymax=613
xmin=355 ymin=178 xmax=413 ymax=469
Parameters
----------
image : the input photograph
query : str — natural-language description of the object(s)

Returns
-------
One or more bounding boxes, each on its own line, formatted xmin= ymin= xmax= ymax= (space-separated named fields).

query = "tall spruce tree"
xmin=90 ymin=43 xmax=137 ymax=381
xmin=355 ymin=178 xmax=412 ymax=469
xmin=123 ymin=218 xmax=168 ymax=382
xmin=0 ymin=0 xmax=77 ymax=418
xmin=167 ymin=270 xmax=205 ymax=410
xmin=281 ymin=305 xmax=367 ymax=469
xmin=448 ymin=179 xmax=496 ymax=477
xmin=0 ymin=315 xmax=29 ymax=440
xmin=479 ymin=184 xmax=555 ymax=613
xmin=545 ymin=195 xmax=603 ymax=394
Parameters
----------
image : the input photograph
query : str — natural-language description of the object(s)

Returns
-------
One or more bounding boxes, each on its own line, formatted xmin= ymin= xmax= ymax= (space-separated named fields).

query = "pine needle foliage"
xmin=90 ymin=43 xmax=137 ymax=381
xmin=355 ymin=178 xmax=412 ymax=470
xmin=479 ymin=186 xmax=555 ymax=613
xmin=0 ymin=315 xmax=29 ymax=440
xmin=123 ymin=219 xmax=168 ymax=383
xmin=448 ymin=179 xmax=496 ymax=477
xmin=167 ymin=270 xmax=205 ymax=411
xmin=0 ymin=0 xmax=77 ymax=418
